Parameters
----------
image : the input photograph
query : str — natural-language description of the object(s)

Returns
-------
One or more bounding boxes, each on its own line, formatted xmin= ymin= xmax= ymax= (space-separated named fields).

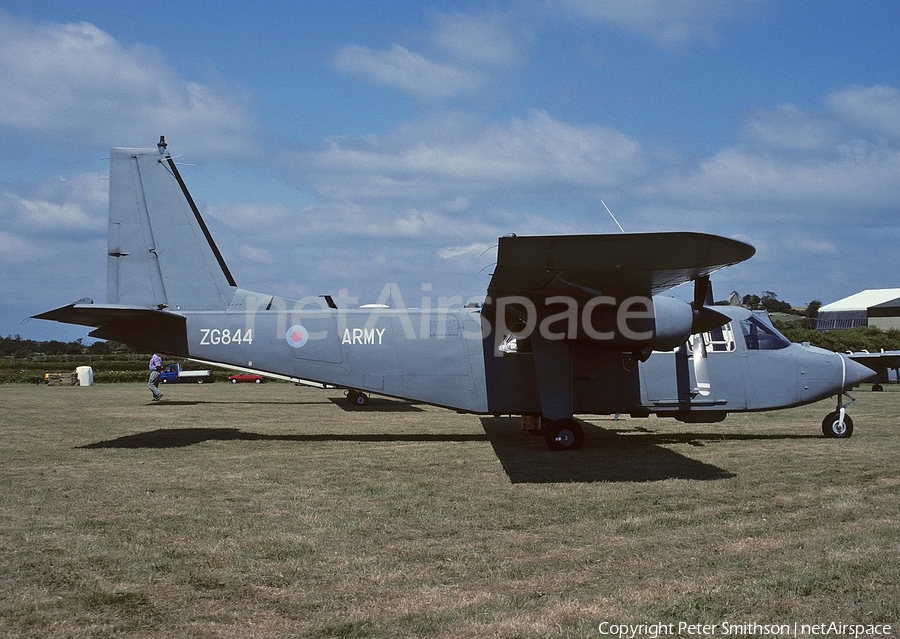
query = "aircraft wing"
xmin=848 ymin=352 xmax=900 ymax=367
xmin=33 ymin=301 xmax=188 ymax=355
xmin=487 ymin=232 xmax=756 ymax=301
xmin=848 ymin=351 xmax=900 ymax=385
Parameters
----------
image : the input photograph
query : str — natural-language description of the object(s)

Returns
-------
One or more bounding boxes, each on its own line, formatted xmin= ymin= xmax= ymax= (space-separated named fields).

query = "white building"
xmin=816 ymin=288 xmax=900 ymax=331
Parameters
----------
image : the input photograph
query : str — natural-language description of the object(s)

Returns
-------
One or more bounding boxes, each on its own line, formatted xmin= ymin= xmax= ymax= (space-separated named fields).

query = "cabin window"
xmin=740 ymin=315 xmax=790 ymax=350
xmin=686 ymin=322 xmax=736 ymax=354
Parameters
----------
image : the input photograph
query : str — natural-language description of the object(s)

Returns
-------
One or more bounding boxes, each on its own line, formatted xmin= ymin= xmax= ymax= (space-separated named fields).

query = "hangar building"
xmin=816 ymin=288 xmax=900 ymax=331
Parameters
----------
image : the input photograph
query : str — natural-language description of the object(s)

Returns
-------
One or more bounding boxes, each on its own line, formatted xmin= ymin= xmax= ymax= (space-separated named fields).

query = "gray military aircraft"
xmin=35 ymin=139 xmax=876 ymax=449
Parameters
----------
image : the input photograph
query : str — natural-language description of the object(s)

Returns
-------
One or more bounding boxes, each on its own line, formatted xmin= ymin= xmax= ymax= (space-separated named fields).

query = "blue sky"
xmin=2 ymin=1 xmax=899 ymax=341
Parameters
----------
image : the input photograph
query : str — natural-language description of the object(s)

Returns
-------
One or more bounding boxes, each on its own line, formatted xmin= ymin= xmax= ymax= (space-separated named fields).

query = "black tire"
xmin=346 ymin=390 xmax=368 ymax=406
xmin=872 ymin=384 xmax=883 ymax=392
xmin=197 ymin=379 xmax=204 ymax=384
xmin=231 ymin=379 xmax=238 ymax=384
xmin=543 ymin=417 xmax=585 ymax=451
xmin=822 ymin=411 xmax=853 ymax=438
xmin=254 ymin=378 xmax=262 ymax=384
xmin=161 ymin=378 xmax=168 ymax=384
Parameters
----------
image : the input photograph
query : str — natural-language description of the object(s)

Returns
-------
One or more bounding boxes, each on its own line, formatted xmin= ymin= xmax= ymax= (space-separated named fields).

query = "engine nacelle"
xmin=644 ymin=295 xmax=696 ymax=351
xmin=489 ymin=294 xmax=700 ymax=355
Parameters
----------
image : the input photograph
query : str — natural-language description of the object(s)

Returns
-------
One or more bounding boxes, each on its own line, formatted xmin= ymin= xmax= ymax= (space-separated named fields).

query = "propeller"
xmin=691 ymin=275 xmax=730 ymax=334
xmin=689 ymin=275 xmax=722 ymax=397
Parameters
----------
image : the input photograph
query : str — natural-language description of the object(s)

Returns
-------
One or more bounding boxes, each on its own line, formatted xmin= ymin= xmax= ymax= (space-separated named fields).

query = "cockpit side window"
xmin=740 ymin=315 xmax=791 ymax=350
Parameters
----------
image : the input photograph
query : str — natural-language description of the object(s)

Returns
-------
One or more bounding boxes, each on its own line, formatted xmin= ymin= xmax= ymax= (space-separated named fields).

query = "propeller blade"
xmin=690 ymin=276 xmax=717 ymax=397
xmin=692 ymin=333 xmax=711 ymax=396
xmin=691 ymin=275 xmax=729 ymax=333
xmin=693 ymin=274 xmax=713 ymax=308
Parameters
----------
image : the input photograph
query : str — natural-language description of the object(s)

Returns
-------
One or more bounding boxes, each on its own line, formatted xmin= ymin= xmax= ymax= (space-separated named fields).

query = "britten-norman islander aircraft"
xmin=35 ymin=138 xmax=876 ymax=450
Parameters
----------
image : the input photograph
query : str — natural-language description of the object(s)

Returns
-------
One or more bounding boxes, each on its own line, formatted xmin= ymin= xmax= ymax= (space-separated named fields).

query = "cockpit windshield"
xmin=740 ymin=312 xmax=791 ymax=350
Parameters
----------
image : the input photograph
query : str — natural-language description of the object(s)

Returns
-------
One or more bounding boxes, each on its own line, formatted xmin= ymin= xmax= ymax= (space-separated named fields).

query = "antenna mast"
xmin=601 ymin=200 xmax=625 ymax=233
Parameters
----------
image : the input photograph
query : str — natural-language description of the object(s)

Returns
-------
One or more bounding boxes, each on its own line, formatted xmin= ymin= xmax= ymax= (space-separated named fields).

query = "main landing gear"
xmin=345 ymin=389 xmax=369 ymax=406
xmin=822 ymin=392 xmax=855 ymax=438
xmin=522 ymin=415 xmax=585 ymax=451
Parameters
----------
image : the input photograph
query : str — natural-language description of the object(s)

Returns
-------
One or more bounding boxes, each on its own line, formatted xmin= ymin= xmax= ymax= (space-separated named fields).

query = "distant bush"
xmin=776 ymin=323 xmax=900 ymax=353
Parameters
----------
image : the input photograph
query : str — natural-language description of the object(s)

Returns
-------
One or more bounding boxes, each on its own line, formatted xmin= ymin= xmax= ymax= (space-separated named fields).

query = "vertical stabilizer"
xmin=107 ymin=141 xmax=238 ymax=311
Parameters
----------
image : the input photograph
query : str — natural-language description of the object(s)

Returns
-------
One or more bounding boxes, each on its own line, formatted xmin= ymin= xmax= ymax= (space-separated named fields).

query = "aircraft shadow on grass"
xmin=78 ymin=428 xmax=483 ymax=449
xmin=78 ymin=414 xmax=818 ymax=485
xmin=480 ymin=417 xmax=820 ymax=484
xmin=327 ymin=397 xmax=425 ymax=412
xmin=141 ymin=397 xmax=424 ymax=412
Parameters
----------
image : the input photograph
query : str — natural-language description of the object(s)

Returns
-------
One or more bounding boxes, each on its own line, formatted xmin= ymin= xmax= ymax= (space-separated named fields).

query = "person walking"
xmin=148 ymin=353 xmax=164 ymax=401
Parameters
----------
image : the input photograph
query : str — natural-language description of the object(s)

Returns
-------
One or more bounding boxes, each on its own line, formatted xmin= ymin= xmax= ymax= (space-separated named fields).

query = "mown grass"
xmin=1 ymin=383 xmax=898 ymax=638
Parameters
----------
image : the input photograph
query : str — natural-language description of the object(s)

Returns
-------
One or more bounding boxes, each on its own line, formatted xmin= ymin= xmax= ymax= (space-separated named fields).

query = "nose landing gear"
xmin=822 ymin=392 xmax=855 ymax=438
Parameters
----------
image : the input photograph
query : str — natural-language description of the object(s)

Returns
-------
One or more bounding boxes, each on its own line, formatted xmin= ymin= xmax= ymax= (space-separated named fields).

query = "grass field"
xmin=1 ymin=382 xmax=898 ymax=638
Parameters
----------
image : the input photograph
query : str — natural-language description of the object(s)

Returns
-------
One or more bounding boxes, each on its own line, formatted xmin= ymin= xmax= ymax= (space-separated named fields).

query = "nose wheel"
xmin=822 ymin=393 xmax=855 ymax=438
xmin=822 ymin=410 xmax=853 ymax=438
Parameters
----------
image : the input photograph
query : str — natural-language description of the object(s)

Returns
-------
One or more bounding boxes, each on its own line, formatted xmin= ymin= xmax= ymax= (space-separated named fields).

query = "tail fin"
xmin=107 ymin=139 xmax=238 ymax=311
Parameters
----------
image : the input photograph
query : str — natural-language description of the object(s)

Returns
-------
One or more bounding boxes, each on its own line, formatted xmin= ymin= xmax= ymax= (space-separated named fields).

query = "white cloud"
xmin=550 ymin=0 xmax=736 ymax=48
xmin=238 ymin=245 xmax=273 ymax=265
xmin=334 ymin=43 xmax=484 ymax=99
xmin=826 ymin=85 xmax=900 ymax=138
xmin=741 ymin=104 xmax=838 ymax=151
xmin=432 ymin=12 xmax=525 ymax=68
xmin=332 ymin=10 xmax=527 ymax=100
xmin=437 ymin=243 xmax=493 ymax=260
xmin=1 ymin=172 xmax=107 ymax=236
xmin=655 ymin=143 xmax=900 ymax=213
xmin=650 ymin=85 xmax=900 ymax=218
xmin=305 ymin=110 xmax=645 ymax=199
xmin=0 ymin=231 xmax=41 ymax=262
xmin=0 ymin=13 xmax=258 ymax=155
xmin=208 ymin=202 xmax=293 ymax=230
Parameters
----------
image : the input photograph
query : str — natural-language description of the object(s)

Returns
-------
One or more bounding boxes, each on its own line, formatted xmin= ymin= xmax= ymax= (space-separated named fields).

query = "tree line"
xmin=1 ymin=335 xmax=134 ymax=358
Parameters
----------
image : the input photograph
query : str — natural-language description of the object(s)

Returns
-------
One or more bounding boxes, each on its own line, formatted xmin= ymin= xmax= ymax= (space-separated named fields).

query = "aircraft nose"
xmin=840 ymin=354 xmax=877 ymax=389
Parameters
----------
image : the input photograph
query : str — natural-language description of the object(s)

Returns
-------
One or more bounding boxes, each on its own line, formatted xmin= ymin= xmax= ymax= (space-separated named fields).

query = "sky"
xmin=2 ymin=1 xmax=899 ymax=342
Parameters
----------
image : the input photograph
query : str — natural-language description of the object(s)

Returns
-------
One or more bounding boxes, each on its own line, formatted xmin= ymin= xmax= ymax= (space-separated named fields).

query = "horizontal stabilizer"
xmin=488 ymin=232 xmax=755 ymax=301
xmin=33 ymin=302 xmax=188 ymax=355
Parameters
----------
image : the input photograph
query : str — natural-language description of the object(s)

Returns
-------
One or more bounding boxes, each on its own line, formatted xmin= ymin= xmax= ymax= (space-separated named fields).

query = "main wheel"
xmin=346 ymin=390 xmax=369 ymax=406
xmin=542 ymin=417 xmax=585 ymax=451
xmin=231 ymin=378 xmax=238 ymax=384
xmin=822 ymin=411 xmax=853 ymax=438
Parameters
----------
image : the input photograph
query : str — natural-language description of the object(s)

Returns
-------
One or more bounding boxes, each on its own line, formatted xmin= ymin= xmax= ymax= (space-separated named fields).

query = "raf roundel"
xmin=285 ymin=324 xmax=309 ymax=348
